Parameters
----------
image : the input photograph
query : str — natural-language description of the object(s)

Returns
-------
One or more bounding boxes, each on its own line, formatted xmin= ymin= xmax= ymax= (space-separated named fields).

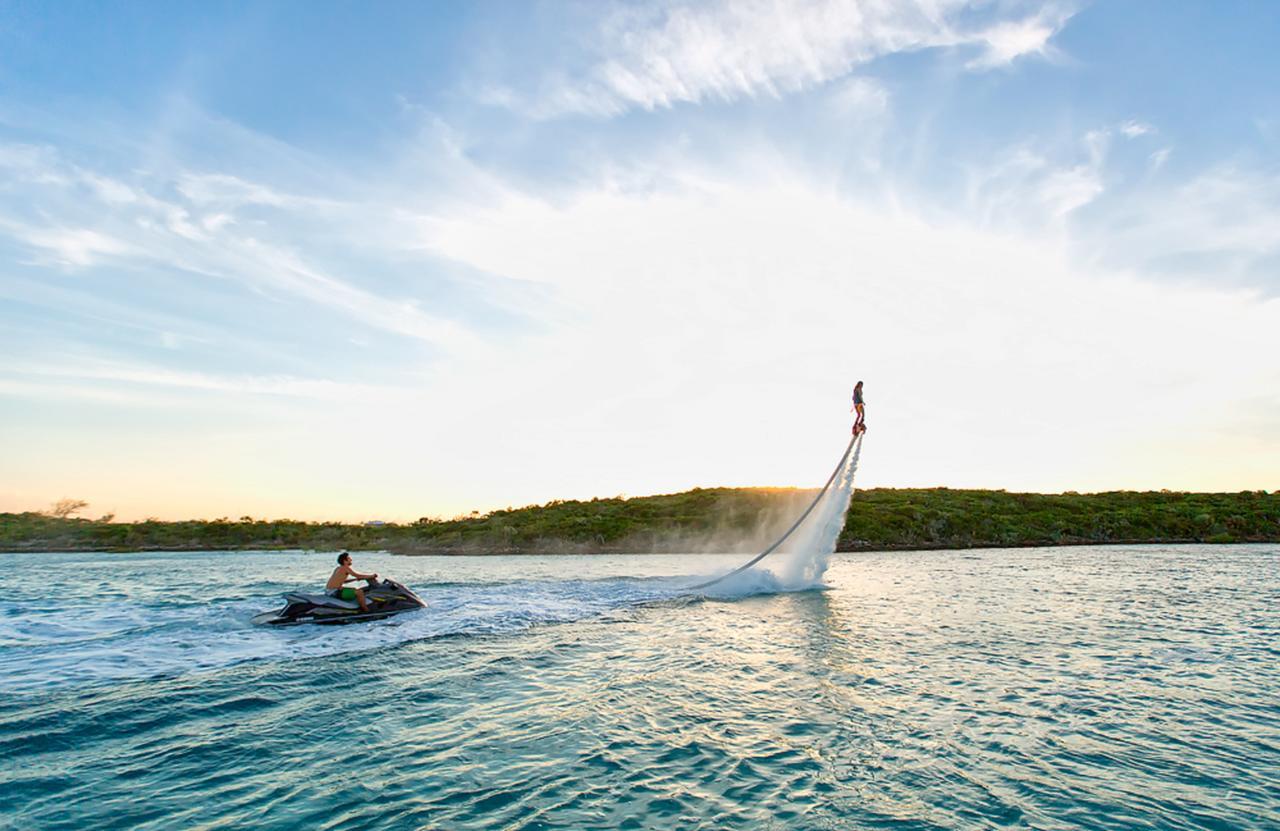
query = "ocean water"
xmin=1 ymin=544 xmax=1277 ymax=830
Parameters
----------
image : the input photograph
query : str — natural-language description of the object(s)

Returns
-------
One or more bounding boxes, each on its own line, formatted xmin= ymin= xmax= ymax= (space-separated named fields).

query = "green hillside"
xmin=840 ymin=488 xmax=1279 ymax=550
xmin=3 ymin=487 xmax=1277 ymax=554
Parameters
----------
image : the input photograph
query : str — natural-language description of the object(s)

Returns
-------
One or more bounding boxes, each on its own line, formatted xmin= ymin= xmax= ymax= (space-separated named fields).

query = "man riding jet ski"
xmin=326 ymin=550 xmax=378 ymax=611
xmin=252 ymin=551 xmax=426 ymax=626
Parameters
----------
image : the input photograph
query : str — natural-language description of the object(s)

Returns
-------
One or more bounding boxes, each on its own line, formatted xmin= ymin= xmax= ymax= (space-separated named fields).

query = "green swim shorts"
xmin=331 ymin=587 xmax=358 ymax=601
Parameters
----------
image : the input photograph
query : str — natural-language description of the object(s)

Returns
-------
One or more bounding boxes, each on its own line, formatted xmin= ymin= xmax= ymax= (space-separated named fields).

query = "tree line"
xmin=3 ymin=487 xmax=1277 ymax=554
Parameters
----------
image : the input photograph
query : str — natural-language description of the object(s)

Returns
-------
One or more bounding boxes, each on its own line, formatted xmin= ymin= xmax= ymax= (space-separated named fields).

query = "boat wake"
xmin=0 ymin=575 xmax=691 ymax=694
xmin=2 ymin=554 xmax=839 ymax=695
xmin=2 ymin=439 xmax=862 ymax=694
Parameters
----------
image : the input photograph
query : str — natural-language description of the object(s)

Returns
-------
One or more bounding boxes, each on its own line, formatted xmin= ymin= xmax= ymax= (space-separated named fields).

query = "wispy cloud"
xmin=2 ymin=358 xmax=401 ymax=402
xmin=958 ymin=128 xmax=1109 ymax=229
xmin=824 ymin=76 xmax=890 ymax=116
xmin=965 ymin=6 xmax=1072 ymax=70
xmin=0 ymin=139 xmax=475 ymax=349
xmin=1119 ymin=120 xmax=1154 ymax=138
xmin=493 ymin=0 xmax=1076 ymax=118
xmin=175 ymin=172 xmax=330 ymax=210
xmin=1082 ymin=162 xmax=1280 ymax=289
xmin=7 ymin=223 xmax=135 ymax=266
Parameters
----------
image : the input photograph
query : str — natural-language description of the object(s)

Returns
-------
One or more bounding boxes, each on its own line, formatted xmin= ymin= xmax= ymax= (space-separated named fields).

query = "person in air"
xmin=326 ymin=551 xmax=378 ymax=612
xmin=851 ymin=381 xmax=866 ymax=435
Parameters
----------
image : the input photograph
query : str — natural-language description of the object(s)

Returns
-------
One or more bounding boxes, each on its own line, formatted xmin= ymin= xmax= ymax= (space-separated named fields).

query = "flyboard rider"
xmin=852 ymin=381 xmax=866 ymax=435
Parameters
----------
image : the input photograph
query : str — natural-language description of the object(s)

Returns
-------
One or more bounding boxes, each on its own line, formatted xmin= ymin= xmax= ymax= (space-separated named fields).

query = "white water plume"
xmin=694 ymin=435 xmax=864 ymax=596
xmin=774 ymin=436 xmax=863 ymax=588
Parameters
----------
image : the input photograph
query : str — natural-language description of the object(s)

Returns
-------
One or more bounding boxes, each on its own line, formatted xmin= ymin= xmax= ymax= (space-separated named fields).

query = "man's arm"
xmin=348 ymin=568 xmax=378 ymax=581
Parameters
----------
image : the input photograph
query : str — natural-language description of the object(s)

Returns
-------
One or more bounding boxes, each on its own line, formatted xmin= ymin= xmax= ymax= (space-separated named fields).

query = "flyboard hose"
xmin=687 ymin=433 xmax=863 ymax=592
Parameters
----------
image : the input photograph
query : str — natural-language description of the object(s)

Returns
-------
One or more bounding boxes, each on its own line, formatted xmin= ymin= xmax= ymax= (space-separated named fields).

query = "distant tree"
xmin=48 ymin=498 xmax=88 ymax=519
xmin=98 ymin=513 xmax=115 ymax=523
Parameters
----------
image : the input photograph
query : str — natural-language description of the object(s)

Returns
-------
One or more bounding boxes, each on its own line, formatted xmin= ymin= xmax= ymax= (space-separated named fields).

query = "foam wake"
xmin=0 ymin=575 xmax=696 ymax=694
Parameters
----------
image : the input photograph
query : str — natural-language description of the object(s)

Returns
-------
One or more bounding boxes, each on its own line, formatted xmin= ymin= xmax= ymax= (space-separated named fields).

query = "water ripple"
xmin=0 ymin=546 xmax=1277 ymax=829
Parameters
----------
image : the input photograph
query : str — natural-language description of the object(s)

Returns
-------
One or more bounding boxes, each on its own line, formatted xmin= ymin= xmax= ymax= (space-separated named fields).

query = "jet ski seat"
xmin=285 ymin=592 xmax=361 ymax=610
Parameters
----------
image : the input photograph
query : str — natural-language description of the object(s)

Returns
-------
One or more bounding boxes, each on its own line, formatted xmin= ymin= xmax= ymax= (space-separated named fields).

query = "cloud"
xmin=2 ymin=358 xmax=400 ymax=401
xmin=6 ymin=223 xmax=134 ymax=266
xmin=3 ymin=57 xmax=1277 ymax=521
xmin=175 ymin=172 xmax=326 ymax=209
xmin=965 ymin=7 xmax=1071 ymax=70
xmin=0 ymin=142 xmax=68 ymax=184
xmin=1043 ymin=128 xmax=1108 ymax=215
xmin=1038 ymin=164 xmax=1104 ymax=216
xmin=952 ymin=127 xmax=1279 ymax=294
xmin=1119 ymin=120 xmax=1153 ymax=138
xmin=411 ymin=158 xmax=1280 ymax=501
xmin=957 ymin=128 xmax=1109 ymax=229
xmin=498 ymin=0 xmax=1075 ymax=118
xmin=824 ymin=76 xmax=889 ymax=116
xmin=1080 ymin=162 xmax=1280 ymax=290
xmin=0 ymin=139 xmax=475 ymax=349
xmin=211 ymin=239 xmax=476 ymax=348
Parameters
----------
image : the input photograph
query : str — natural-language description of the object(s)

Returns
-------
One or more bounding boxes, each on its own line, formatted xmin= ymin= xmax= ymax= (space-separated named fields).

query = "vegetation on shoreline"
xmin=3 ymin=487 xmax=1278 ymax=555
xmin=841 ymin=488 xmax=1278 ymax=550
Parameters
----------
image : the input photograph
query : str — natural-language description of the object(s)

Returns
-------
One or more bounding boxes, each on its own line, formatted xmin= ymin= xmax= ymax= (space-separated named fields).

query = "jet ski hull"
xmin=253 ymin=577 xmax=426 ymax=626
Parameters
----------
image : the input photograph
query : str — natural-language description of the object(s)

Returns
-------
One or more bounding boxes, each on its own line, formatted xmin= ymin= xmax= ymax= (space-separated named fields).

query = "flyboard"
xmin=686 ymin=429 xmax=864 ymax=592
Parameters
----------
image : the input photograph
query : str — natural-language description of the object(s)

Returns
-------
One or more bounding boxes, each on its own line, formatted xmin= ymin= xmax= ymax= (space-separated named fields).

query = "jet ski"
xmin=251 ymin=576 xmax=427 ymax=626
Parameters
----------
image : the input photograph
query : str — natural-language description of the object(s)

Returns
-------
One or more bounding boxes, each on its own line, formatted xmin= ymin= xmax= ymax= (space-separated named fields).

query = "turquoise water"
xmin=2 ymin=545 xmax=1277 ymax=829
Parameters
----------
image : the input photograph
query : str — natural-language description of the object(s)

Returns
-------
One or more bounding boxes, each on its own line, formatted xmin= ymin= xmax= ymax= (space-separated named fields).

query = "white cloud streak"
xmin=2 ymin=358 xmax=402 ymax=402
xmin=964 ymin=6 xmax=1070 ymax=70
xmin=1119 ymin=120 xmax=1153 ymax=138
xmin=494 ymin=0 xmax=1075 ymax=118
xmin=1080 ymin=162 xmax=1280 ymax=286
xmin=9 ymin=224 xmax=135 ymax=266
xmin=0 ymin=141 xmax=471 ymax=349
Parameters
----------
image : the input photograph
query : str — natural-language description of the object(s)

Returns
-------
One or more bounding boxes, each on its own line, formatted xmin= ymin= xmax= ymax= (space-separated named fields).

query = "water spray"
xmin=686 ymin=433 xmax=864 ymax=592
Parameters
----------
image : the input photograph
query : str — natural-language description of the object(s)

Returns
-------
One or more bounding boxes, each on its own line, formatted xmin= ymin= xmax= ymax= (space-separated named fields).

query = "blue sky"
xmin=2 ymin=1 xmax=1278 ymax=521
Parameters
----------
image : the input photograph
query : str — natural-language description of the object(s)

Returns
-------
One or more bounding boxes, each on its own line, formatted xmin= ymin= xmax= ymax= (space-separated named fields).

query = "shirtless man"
xmin=326 ymin=551 xmax=378 ymax=612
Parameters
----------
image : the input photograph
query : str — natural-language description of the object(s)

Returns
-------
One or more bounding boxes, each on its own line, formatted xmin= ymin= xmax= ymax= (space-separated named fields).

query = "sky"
xmin=1 ymin=0 xmax=1278 ymax=522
